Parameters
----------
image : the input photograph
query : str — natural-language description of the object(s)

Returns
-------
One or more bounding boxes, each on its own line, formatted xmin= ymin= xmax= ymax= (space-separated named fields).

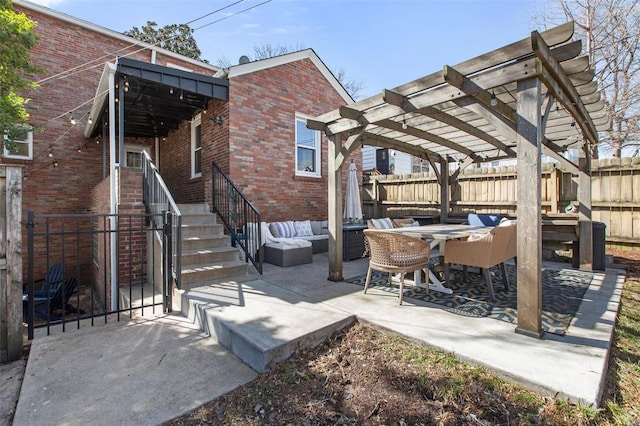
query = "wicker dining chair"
xmin=363 ymin=229 xmax=431 ymax=305
xmin=443 ymin=224 xmax=516 ymax=301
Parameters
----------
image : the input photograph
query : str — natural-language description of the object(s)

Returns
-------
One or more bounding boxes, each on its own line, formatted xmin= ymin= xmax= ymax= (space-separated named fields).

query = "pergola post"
xmin=440 ymin=157 xmax=450 ymax=223
xmin=328 ymin=134 xmax=344 ymax=281
xmin=515 ymin=77 xmax=544 ymax=338
xmin=578 ymin=143 xmax=593 ymax=270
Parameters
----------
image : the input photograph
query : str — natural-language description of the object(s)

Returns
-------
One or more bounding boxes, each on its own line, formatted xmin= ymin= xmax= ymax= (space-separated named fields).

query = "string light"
xmin=179 ymin=91 xmax=184 ymax=100
xmin=88 ymin=116 xmax=93 ymax=125
xmin=490 ymin=90 xmax=498 ymax=107
xmin=70 ymin=115 xmax=76 ymax=125
xmin=402 ymin=118 xmax=407 ymax=130
xmin=48 ymin=147 xmax=53 ymax=158
xmin=124 ymin=81 xmax=129 ymax=92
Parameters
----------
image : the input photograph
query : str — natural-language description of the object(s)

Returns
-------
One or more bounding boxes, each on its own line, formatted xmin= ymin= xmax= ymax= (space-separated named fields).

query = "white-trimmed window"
xmin=124 ymin=144 xmax=150 ymax=168
xmin=295 ymin=114 xmax=320 ymax=177
xmin=3 ymin=126 xmax=33 ymax=160
xmin=191 ymin=114 xmax=202 ymax=178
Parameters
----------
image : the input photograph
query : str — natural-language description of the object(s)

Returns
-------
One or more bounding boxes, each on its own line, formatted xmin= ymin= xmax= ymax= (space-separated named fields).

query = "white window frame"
xmin=191 ymin=114 xmax=202 ymax=178
xmin=123 ymin=143 xmax=150 ymax=168
xmin=295 ymin=113 xmax=321 ymax=178
xmin=3 ymin=127 xmax=33 ymax=160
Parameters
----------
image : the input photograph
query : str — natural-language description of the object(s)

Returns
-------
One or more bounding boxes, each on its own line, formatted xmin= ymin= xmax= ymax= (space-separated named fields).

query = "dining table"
xmin=383 ymin=223 xmax=493 ymax=294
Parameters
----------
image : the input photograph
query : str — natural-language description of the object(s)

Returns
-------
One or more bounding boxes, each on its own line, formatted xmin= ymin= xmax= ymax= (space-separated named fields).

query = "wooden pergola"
xmin=308 ymin=22 xmax=609 ymax=338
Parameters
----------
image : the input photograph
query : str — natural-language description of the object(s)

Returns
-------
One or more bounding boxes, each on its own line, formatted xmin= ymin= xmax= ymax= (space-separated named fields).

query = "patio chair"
xmin=31 ymin=277 xmax=82 ymax=321
xmin=443 ymin=224 xmax=516 ymax=301
xmin=363 ymin=229 xmax=431 ymax=305
xmin=24 ymin=263 xmax=66 ymax=298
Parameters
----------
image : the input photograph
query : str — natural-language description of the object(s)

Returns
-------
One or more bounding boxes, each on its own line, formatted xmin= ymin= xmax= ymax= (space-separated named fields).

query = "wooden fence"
xmin=363 ymin=157 xmax=640 ymax=246
xmin=0 ymin=166 xmax=23 ymax=362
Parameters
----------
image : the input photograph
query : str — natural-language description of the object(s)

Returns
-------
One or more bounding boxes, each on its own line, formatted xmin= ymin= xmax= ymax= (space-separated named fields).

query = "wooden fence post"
xmin=1 ymin=166 xmax=23 ymax=362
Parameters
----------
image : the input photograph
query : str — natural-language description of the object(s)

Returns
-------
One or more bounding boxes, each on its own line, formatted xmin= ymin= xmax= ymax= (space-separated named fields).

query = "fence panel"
xmin=363 ymin=157 xmax=640 ymax=246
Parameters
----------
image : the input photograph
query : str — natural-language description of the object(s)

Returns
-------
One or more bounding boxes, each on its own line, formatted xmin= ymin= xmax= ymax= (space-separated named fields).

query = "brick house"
xmin=11 ymin=1 xmax=356 ymax=303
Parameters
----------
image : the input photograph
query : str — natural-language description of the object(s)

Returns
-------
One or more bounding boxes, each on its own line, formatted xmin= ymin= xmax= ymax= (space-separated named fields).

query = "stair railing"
xmin=142 ymin=151 xmax=182 ymax=288
xmin=212 ymin=161 xmax=262 ymax=274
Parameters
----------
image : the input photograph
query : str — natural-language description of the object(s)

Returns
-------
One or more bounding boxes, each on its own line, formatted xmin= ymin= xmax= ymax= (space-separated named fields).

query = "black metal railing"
xmin=142 ymin=151 xmax=182 ymax=288
xmin=24 ymin=210 xmax=169 ymax=339
xmin=212 ymin=161 xmax=262 ymax=274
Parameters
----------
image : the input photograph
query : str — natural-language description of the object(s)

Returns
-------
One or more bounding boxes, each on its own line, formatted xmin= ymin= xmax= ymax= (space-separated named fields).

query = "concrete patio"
xmin=6 ymin=253 xmax=624 ymax=425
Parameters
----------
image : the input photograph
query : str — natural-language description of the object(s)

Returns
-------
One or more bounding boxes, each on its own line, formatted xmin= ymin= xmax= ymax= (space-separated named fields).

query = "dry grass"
xmin=167 ymin=248 xmax=640 ymax=426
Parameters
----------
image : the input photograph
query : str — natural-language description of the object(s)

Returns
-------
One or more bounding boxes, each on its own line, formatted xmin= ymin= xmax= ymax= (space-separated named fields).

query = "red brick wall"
xmin=159 ymin=98 xmax=228 ymax=206
xmin=12 ymin=4 xmax=217 ymax=219
xmin=90 ymin=177 xmax=111 ymax=305
xmin=225 ymin=58 xmax=360 ymax=222
xmin=117 ymin=168 xmax=146 ymax=287
xmin=13 ymin=4 xmax=218 ymax=280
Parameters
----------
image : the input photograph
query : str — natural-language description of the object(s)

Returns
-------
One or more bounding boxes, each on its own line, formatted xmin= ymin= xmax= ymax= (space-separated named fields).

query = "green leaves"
xmin=123 ymin=21 xmax=203 ymax=61
xmin=0 ymin=2 xmax=41 ymax=145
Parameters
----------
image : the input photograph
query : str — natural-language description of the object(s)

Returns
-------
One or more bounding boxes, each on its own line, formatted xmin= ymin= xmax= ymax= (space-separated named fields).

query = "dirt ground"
xmin=166 ymin=247 xmax=640 ymax=426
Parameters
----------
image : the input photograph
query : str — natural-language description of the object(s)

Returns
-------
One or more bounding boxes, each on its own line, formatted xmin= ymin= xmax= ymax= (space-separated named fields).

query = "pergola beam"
xmin=532 ymin=30 xmax=599 ymax=145
xmin=325 ymin=41 xmax=582 ymax=137
xmin=313 ymin=22 xmax=575 ymax=126
xmin=374 ymin=118 xmax=482 ymax=161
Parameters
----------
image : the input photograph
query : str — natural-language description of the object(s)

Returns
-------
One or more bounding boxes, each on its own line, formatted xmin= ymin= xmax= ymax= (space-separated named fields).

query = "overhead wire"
xmin=26 ymin=0 xmax=272 ymax=176
xmin=37 ymin=0 xmax=258 ymax=86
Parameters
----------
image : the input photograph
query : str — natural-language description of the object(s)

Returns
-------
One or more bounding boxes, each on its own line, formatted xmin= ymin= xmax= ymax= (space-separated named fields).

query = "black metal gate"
xmin=24 ymin=210 xmax=175 ymax=339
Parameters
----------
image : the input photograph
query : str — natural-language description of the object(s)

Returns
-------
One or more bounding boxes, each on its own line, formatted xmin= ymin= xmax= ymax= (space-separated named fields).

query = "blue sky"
xmin=29 ymin=0 xmax=547 ymax=99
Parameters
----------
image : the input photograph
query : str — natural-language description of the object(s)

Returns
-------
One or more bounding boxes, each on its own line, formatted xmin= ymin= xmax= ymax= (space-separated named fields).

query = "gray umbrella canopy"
xmin=344 ymin=159 xmax=363 ymax=222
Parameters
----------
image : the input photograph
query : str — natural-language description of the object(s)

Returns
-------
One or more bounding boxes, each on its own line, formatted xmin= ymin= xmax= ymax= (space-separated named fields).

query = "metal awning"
xmin=85 ymin=57 xmax=228 ymax=138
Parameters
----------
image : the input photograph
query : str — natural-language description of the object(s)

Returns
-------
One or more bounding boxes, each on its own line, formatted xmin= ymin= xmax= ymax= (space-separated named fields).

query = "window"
xmin=295 ymin=114 xmax=320 ymax=177
xmin=3 ymin=126 xmax=33 ymax=160
xmin=191 ymin=114 xmax=202 ymax=178
xmin=123 ymin=144 xmax=149 ymax=168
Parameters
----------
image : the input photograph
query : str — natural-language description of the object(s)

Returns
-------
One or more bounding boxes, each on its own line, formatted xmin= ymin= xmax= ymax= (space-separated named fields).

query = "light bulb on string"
xmin=88 ymin=117 xmax=93 ymax=125
xmin=179 ymin=91 xmax=184 ymax=100
xmin=490 ymin=90 xmax=498 ymax=107
xmin=402 ymin=118 xmax=407 ymax=130
xmin=70 ymin=115 xmax=76 ymax=125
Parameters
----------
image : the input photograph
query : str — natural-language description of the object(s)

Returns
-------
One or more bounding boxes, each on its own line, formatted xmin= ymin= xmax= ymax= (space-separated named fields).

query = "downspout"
xmin=108 ymin=67 xmax=118 ymax=310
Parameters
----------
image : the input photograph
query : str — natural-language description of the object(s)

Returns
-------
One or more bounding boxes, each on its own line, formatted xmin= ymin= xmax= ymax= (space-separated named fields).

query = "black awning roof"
xmin=89 ymin=57 xmax=228 ymax=138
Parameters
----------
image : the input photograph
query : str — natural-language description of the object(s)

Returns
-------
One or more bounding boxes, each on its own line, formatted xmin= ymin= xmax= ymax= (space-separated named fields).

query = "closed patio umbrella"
xmin=344 ymin=159 xmax=363 ymax=223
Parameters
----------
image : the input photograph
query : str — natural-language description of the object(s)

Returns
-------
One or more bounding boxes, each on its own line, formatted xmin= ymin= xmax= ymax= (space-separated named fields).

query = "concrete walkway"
xmin=9 ymin=253 xmax=624 ymax=425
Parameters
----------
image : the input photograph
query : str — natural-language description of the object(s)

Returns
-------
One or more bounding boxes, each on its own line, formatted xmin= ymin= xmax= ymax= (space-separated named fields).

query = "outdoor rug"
xmin=346 ymin=264 xmax=593 ymax=335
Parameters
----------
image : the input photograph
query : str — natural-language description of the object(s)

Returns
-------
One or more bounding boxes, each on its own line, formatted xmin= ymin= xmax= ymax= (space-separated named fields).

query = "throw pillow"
xmin=401 ymin=221 xmax=420 ymax=227
xmin=274 ymin=221 xmax=297 ymax=238
xmin=371 ymin=218 xmax=394 ymax=229
xmin=321 ymin=220 xmax=329 ymax=235
xmin=294 ymin=220 xmax=314 ymax=236
xmin=269 ymin=222 xmax=280 ymax=238
xmin=310 ymin=220 xmax=323 ymax=235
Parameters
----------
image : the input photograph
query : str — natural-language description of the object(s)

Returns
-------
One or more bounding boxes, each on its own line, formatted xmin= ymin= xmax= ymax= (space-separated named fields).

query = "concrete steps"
xmin=175 ymin=277 xmax=356 ymax=373
xmin=177 ymin=203 xmax=248 ymax=284
xmin=172 ymin=204 xmax=356 ymax=375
